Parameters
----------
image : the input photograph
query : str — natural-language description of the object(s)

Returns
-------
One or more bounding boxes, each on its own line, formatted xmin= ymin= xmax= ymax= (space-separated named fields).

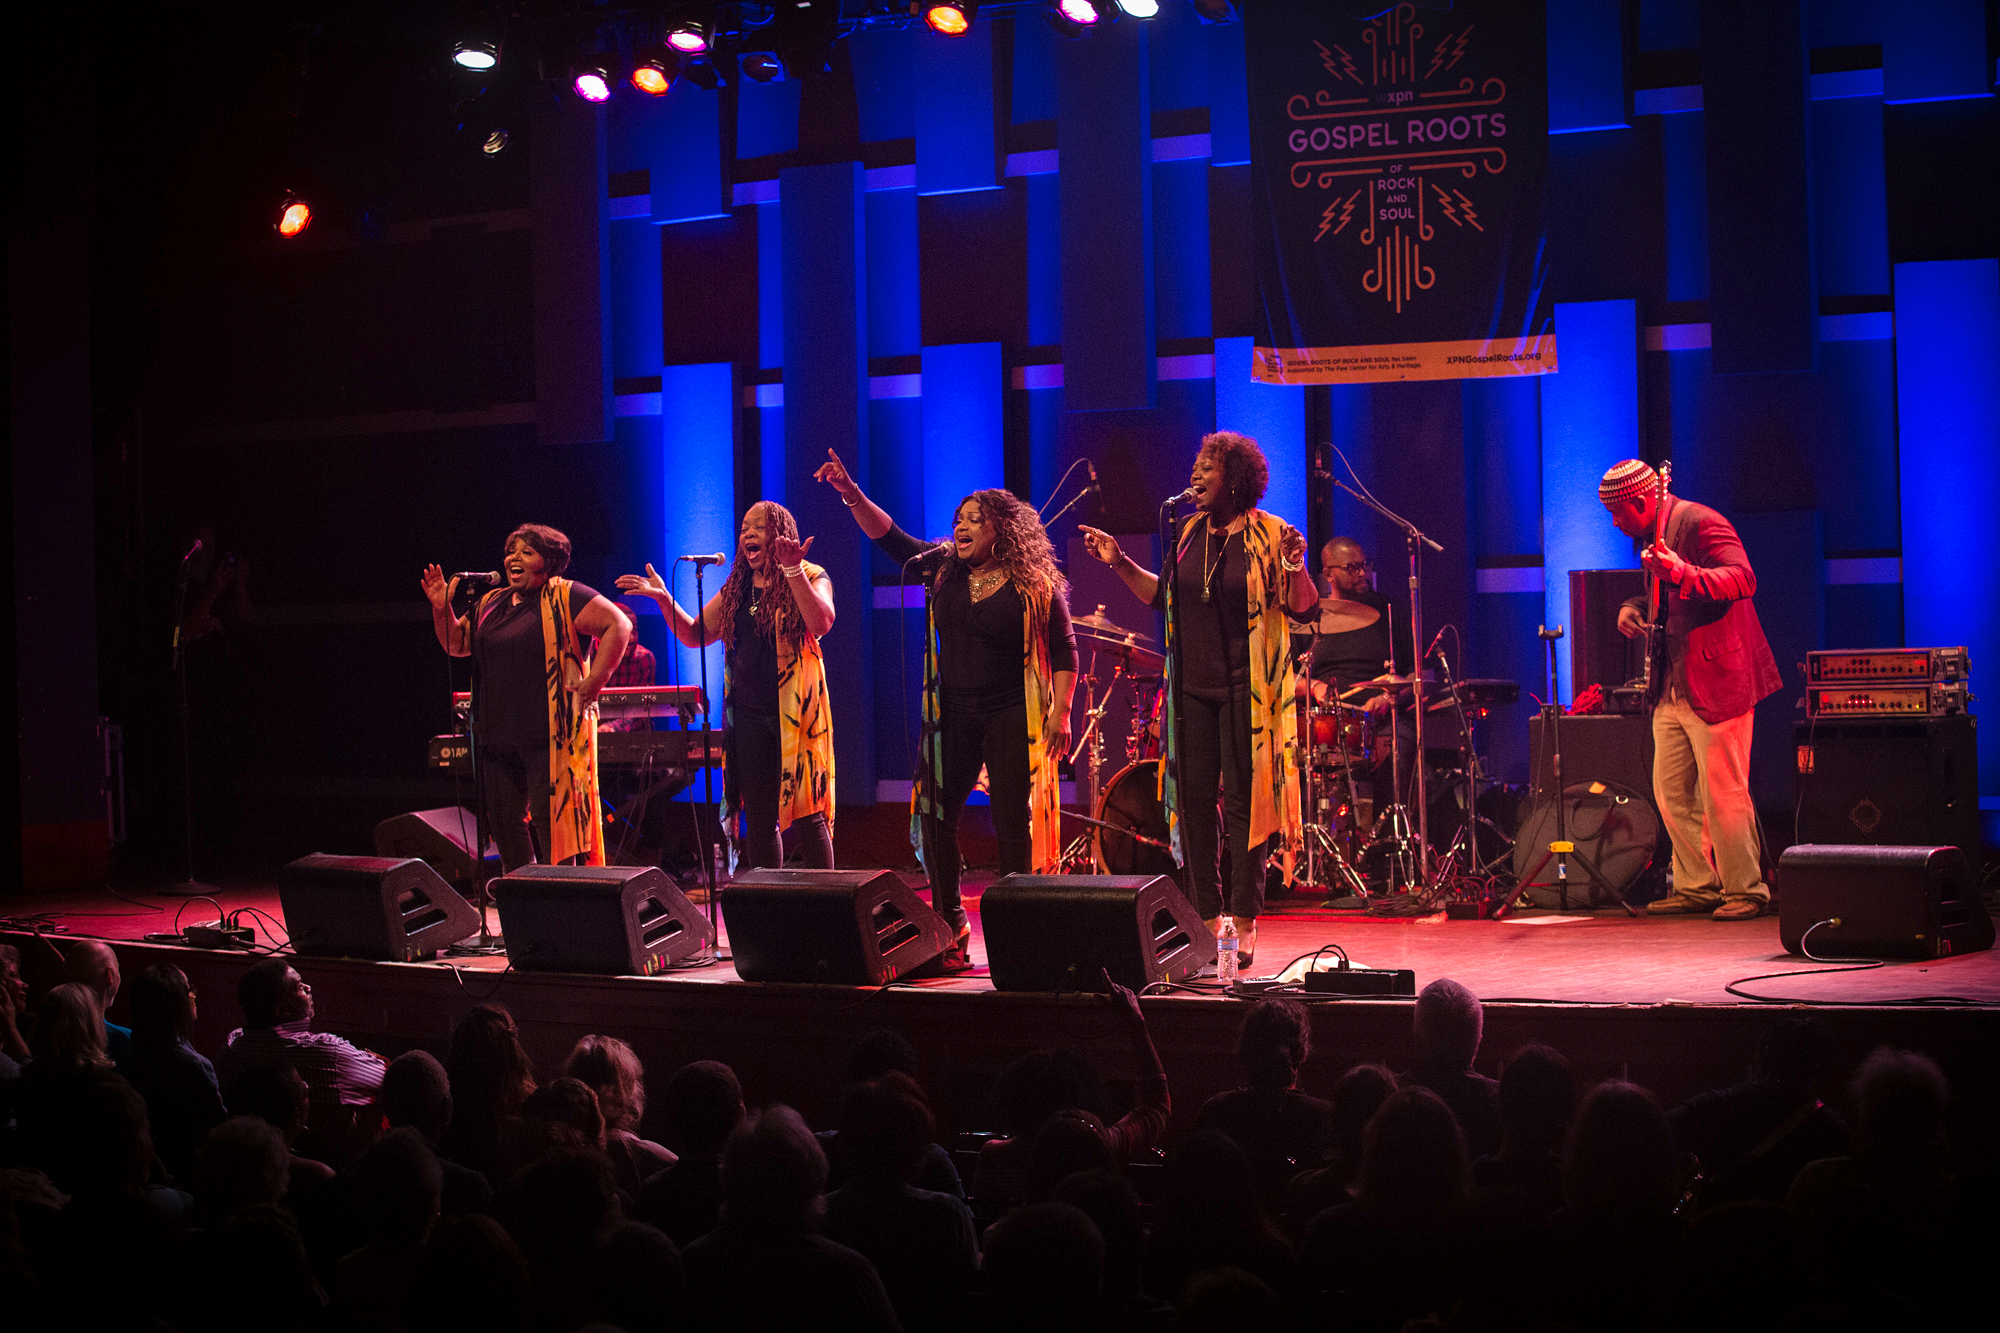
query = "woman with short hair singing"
xmin=618 ymin=501 xmax=837 ymax=871
xmin=1080 ymin=432 xmax=1316 ymax=966
xmin=816 ymin=450 xmax=1077 ymax=970
xmin=422 ymin=524 xmax=631 ymax=870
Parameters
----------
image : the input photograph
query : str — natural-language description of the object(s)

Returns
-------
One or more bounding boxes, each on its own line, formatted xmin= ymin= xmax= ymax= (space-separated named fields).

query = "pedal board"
xmin=1303 ymin=966 xmax=1417 ymax=996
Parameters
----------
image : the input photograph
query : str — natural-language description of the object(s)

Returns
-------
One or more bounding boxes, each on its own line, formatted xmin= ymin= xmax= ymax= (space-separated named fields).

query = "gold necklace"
xmin=1201 ymin=523 xmax=1233 ymax=604
xmin=968 ymin=564 xmax=1008 ymax=599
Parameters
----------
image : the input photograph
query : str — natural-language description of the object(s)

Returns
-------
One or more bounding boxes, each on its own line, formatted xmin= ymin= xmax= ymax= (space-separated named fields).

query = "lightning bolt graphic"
xmin=1316 ymin=40 xmax=1359 ymax=83
xmin=1318 ymin=189 xmax=1363 ymax=243
xmin=1432 ymin=184 xmax=1461 ymax=228
xmin=1427 ymin=26 xmax=1474 ymax=78
xmin=1454 ymin=189 xmax=1482 ymax=231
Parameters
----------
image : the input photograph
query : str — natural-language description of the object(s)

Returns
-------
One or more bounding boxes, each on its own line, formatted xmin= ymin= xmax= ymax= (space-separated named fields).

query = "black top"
xmin=730 ymin=587 xmax=780 ymax=717
xmin=1155 ymin=521 xmax=1252 ymax=699
xmin=874 ymin=524 xmax=1078 ymax=711
xmin=471 ymin=581 xmax=600 ymax=751
xmin=1309 ymin=587 xmax=1398 ymax=689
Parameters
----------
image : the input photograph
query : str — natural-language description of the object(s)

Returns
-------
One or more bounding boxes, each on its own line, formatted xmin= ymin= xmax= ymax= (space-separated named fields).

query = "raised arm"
xmin=1077 ymin=526 xmax=1161 ymax=606
xmin=420 ymin=564 xmax=472 ymax=656
xmin=813 ymin=448 xmax=894 ymax=540
xmin=571 ymin=597 xmax=633 ymax=708
xmin=769 ymin=532 xmax=836 ymax=638
xmin=1278 ymin=524 xmax=1318 ymax=617
xmin=614 ymin=563 xmax=727 ymax=647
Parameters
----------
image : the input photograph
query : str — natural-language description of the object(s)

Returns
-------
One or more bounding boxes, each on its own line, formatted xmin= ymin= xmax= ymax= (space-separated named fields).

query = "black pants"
xmin=921 ymin=697 xmax=1031 ymax=931
xmin=479 ymin=740 xmax=551 ymax=872
xmin=1179 ymin=688 xmax=1266 ymax=920
xmin=730 ymin=712 xmax=834 ymax=872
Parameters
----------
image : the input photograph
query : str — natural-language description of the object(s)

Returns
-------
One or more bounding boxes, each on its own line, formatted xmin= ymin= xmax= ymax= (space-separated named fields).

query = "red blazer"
xmin=1621 ymin=496 xmax=1782 ymax=724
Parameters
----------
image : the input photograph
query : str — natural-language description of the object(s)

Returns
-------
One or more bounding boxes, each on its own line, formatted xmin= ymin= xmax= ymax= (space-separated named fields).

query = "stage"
xmin=8 ymin=874 xmax=1998 ymax=1149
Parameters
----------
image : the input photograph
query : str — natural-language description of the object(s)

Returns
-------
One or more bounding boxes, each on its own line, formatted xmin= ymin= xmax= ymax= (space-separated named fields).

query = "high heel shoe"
xmin=1237 ymin=919 xmax=1258 ymax=969
xmin=938 ymin=924 xmax=975 ymax=972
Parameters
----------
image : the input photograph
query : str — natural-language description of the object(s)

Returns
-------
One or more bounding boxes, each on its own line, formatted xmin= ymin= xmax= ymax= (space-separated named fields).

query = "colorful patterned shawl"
xmin=911 ymin=576 xmax=1063 ymax=875
xmin=535 ymin=578 xmax=604 ymax=866
xmin=725 ymin=562 xmax=837 ymax=835
xmin=1159 ymin=509 xmax=1302 ymax=883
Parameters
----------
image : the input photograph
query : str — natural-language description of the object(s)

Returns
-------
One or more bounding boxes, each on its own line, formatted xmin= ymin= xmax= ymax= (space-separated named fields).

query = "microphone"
xmin=1424 ymin=626 xmax=1450 ymax=661
xmin=453 ymin=570 xmax=503 ymax=586
xmin=1167 ymin=486 xmax=1199 ymax=505
xmin=1086 ymin=460 xmax=1100 ymax=493
xmin=181 ymin=538 xmax=203 ymax=563
xmin=681 ymin=553 xmax=726 ymax=567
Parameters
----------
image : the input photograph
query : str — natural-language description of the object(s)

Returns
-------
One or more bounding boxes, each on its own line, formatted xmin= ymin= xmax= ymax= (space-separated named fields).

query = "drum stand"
xmin=1058 ymin=651 xmax=1125 ymax=871
xmin=1430 ymin=649 xmax=1514 ymax=884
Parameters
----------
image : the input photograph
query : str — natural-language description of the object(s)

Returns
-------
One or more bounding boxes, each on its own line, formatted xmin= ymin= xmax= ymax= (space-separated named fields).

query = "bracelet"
xmin=1280 ymin=557 xmax=1305 ymax=573
xmin=780 ymin=562 xmax=805 ymax=579
xmin=841 ymin=493 xmax=859 ymax=507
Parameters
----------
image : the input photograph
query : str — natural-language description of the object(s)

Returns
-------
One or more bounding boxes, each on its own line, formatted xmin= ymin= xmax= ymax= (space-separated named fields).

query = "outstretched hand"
xmin=420 ymin=564 xmax=456 ymax=610
xmin=770 ymin=534 xmax=815 ymax=570
xmin=813 ymin=448 xmax=858 ymax=497
xmin=615 ymin=563 xmax=670 ymax=601
xmin=1077 ymin=525 xmax=1122 ymax=566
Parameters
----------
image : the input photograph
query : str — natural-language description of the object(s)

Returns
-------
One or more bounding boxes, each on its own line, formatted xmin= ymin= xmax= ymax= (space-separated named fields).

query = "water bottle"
xmin=1216 ymin=916 xmax=1239 ymax=987
xmin=711 ymin=839 xmax=728 ymax=893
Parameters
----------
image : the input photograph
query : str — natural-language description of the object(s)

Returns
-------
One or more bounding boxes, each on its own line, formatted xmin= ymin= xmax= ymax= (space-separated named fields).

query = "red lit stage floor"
xmin=7 ymin=873 xmax=1999 ymax=1144
xmin=10 ymin=873 xmax=1999 ymax=1007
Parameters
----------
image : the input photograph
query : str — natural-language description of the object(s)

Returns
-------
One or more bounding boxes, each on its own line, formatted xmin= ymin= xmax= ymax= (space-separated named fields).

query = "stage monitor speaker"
xmin=373 ymin=807 xmax=498 ymax=883
xmin=722 ymin=870 xmax=952 ymax=985
xmin=1529 ymin=713 xmax=1655 ymax=803
xmin=493 ymin=864 xmax=713 ymax=976
xmin=980 ymin=874 xmax=1208 ymax=992
xmin=1777 ymin=844 xmax=1993 ymax=959
xmin=1569 ymin=570 xmax=1646 ymax=694
xmin=280 ymin=854 xmax=483 ymax=961
xmin=1794 ymin=717 xmax=1981 ymax=861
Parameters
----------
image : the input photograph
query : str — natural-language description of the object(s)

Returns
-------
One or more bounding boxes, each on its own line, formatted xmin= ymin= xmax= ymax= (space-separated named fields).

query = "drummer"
xmin=1303 ymin=537 xmax=1415 ymax=818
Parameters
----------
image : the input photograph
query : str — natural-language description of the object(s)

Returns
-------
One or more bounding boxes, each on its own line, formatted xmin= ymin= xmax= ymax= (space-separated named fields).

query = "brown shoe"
xmin=1711 ymin=897 xmax=1766 ymax=921
xmin=1646 ymin=892 xmax=1719 ymax=915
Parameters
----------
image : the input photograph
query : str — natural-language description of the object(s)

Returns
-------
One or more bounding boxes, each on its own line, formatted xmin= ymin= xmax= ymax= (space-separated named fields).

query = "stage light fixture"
xmin=452 ymin=40 xmax=500 ymax=71
xmin=740 ymin=51 xmax=783 ymax=82
xmin=276 ymin=194 xmax=313 ymax=238
xmin=1056 ymin=0 xmax=1101 ymax=24
xmin=680 ymin=56 xmax=726 ymax=90
xmin=923 ymin=2 xmax=977 ymax=36
xmin=1116 ymin=0 xmax=1160 ymax=16
xmin=667 ymin=19 xmax=710 ymax=54
xmin=631 ymin=59 xmax=674 ymax=95
xmin=481 ymin=128 xmax=511 ymax=156
xmin=572 ymin=64 xmax=613 ymax=103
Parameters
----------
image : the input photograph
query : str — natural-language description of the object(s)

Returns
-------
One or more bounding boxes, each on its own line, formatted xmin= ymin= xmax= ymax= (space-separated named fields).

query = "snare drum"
xmin=1306 ymin=703 xmax=1372 ymax=765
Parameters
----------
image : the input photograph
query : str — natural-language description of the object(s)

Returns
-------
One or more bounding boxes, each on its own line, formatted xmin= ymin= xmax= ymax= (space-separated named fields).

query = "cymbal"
xmin=1072 ymin=605 xmax=1141 ymax=637
xmin=1336 ymin=674 xmax=1416 ymax=701
xmin=1093 ymin=639 xmax=1164 ymax=674
xmin=1315 ymin=599 xmax=1382 ymax=635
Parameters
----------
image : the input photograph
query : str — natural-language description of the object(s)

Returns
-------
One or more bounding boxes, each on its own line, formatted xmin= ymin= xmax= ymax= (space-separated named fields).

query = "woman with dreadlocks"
xmin=617 ymin=502 xmax=836 ymax=870
xmin=816 ymin=449 xmax=1077 ymax=969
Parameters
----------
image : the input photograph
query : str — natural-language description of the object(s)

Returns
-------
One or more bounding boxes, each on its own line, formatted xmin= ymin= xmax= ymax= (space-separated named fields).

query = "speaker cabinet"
xmin=1569 ymin=570 xmax=1646 ymax=694
xmin=1794 ymin=717 xmax=1981 ymax=861
xmin=1529 ymin=713 xmax=1656 ymax=802
xmin=980 ymin=874 xmax=1209 ymax=993
xmin=1777 ymin=844 xmax=1993 ymax=959
xmin=1517 ymin=715 xmax=1668 ymax=908
xmin=493 ymin=865 xmax=713 ymax=976
xmin=373 ymin=807 xmax=498 ymax=883
xmin=280 ymin=855 xmax=483 ymax=961
xmin=722 ymin=870 xmax=953 ymax=986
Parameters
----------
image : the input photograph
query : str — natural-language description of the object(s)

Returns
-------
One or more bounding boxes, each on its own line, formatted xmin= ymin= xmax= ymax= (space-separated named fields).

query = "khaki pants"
xmin=1651 ymin=696 xmax=1768 ymax=903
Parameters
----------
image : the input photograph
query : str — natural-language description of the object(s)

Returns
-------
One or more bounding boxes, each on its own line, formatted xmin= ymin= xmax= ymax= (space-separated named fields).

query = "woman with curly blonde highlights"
xmin=817 ymin=451 xmax=1078 ymax=969
xmin=618 ymin=500 xmax=837 ymax=870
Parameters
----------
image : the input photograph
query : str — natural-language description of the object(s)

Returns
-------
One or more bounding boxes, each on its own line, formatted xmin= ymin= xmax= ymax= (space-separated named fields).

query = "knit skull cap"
xmin=1598 ymin=459 xmax=1657 ymax=505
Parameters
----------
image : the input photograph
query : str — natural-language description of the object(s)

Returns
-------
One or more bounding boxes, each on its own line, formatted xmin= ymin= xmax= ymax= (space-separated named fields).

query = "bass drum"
xmin=1093 ymin=760 xmax=1180 ymax=877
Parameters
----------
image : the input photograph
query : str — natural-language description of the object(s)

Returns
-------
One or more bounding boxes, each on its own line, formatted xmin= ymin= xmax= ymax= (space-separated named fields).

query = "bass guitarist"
xmin=1601 ymin=460 xmax=1782 ymax=921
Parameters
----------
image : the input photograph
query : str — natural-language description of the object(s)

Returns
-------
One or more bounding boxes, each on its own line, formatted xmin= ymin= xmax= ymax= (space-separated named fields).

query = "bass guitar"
xmin=1639 ymin=461 xmax=1672 ymax=708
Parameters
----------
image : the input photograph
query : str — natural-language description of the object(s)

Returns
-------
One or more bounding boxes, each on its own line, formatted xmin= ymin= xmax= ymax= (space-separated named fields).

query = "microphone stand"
xmin=168 ymin=545 xmax=221 ymax=898
xmin=1333 ymin=478 xmax=1443 ymax=893
xmin=1159 ymin=491 xmax=1191 ymax=896
xmin=451 ymin=578 xmax=505 ymax=955
xmin=681 ymin=557 xmax=725 ymax=964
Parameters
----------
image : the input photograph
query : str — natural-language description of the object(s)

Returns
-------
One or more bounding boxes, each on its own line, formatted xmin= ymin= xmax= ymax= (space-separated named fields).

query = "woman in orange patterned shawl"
xmin=816 ymin=450 xmax=1078 ymax=971
xmin=618 ymin=502 xmax=837 ymax=870
xmin=1081 ymin=432 xmax=1317 ymax=967
xmin=421 ymin=525 xmax=631 ymax=870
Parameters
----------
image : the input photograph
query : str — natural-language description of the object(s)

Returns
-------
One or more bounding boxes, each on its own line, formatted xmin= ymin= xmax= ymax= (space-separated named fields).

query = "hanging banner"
xmin=1247 ymin=1 xmax=1554 ymax=385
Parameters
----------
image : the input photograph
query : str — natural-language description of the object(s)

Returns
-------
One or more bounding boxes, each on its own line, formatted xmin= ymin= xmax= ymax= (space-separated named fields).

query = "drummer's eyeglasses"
xmin=1325 ymin=560 xmax=1373 ymax=575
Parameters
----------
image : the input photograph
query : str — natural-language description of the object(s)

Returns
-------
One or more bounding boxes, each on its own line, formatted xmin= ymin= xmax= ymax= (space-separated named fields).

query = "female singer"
xmin=1079 ymin=432 xmax=1316 ymax=965
xmin=617 ymin=502 xmax=837 ymax=870
xmin=815 ymin=449 xmax=1077 ymax=968
xmin=421 ymin=524 xmax=632 ymax=871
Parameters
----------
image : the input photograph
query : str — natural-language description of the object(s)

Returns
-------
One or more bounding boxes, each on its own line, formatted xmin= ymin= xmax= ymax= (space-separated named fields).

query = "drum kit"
xmin=1057 ymin=599 xmax=1520 ymax=905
